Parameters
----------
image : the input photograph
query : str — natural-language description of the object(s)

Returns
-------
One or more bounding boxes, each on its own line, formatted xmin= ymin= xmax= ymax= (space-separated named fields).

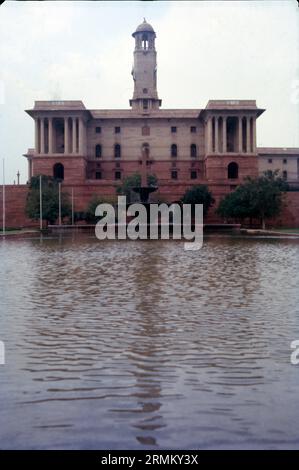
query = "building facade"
xmin=19 ymin=19 xmax=299 ymax=221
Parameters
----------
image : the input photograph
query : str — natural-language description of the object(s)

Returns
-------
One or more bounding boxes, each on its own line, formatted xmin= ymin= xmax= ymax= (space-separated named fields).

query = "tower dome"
xmin=132 ymin=18 xmax=155 ymax=37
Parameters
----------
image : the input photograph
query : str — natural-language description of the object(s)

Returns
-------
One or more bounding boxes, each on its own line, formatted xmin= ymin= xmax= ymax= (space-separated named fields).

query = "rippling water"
xmin=0 ymin=234 xmax=299 ymax=449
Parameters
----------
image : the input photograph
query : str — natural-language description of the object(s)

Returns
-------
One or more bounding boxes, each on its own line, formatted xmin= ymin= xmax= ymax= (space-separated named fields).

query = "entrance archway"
xmin=53 ymin=163 xmax=64 ymax=180
xmin=228 ymin=162 xmax=238 ymax=179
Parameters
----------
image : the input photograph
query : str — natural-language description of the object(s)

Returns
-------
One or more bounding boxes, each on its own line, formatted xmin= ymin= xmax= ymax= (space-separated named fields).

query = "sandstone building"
xmin=2 ymin=19 xmax=299 ymax=228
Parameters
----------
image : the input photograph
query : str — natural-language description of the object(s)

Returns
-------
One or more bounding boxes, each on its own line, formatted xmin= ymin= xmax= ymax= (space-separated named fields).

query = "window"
xmin=115 ymin=171 xmax=121 ymax=180
xmin=95 ymin=144 xmax=102 ymax=158
xmin=115 ymin=127 xmax=121 ymax=134
xmin=114 ymin=144 xmax=121 ymax=159
xmin=53 ymin=163 xmax=64 ymax=180
xmin=190 ymin=144 xmax=197 ymax=158
xmin=283 ymin=170 xmax=287 ymax=179
xmin=171 ymin=170 xmax=178 ymax=180
xmin=143 ymin=99 xmax=148 ymax=110
xmin=190 ymin=170 xmax=197 ymax=179
xmin=171 ymin=126 xmax=177 ymax=133
xmin=283 ymin=159 xmax=287 ymax=164
xmin=95 ymin=126 xmax=101 ymax=134
xmin=228 ymin=162 xmax=239 ymax=179
xmin=143 ymin=88 xmax=148 ymax=94
xmin=142 ymin=126 xmax=150 ymax=136
xmin=142 ymin=33 xmax=148 ymax=50
xmin=268 ymin=158 xmax=272 ymax=163
xmin=171 ymin=144 xmax=177 ymax=158
xmin=95 ymin=171 xmax=102 ymax=180
xmin=190 ymin=126 xmax=197 ymax=133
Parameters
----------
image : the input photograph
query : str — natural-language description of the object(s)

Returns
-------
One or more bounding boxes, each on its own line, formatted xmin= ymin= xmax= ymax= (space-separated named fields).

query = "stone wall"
xmin=0 ymin=185 xmax=38 ymax=228
xmin=1 ymin=183 xmax=299 ymax=229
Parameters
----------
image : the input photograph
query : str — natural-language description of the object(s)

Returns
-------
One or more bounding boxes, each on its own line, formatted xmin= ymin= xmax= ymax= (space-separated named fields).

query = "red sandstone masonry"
xmin=0 ymin=185 xmax=38 ymax=228
xmin=1 ymin=184 xmax=298 ymax=229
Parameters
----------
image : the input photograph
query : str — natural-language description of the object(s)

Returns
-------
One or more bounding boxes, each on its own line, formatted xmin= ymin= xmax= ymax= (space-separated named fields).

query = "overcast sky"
xmin=0 ymin=0 xmax=298 ymax=183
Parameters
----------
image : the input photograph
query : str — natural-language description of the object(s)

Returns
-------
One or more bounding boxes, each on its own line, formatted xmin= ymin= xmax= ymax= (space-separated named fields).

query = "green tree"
xmin=116 ymin=172 xmax=158 ymax=203
xmin=217 ymin=170 xmax=289 ymax=229
xmin=84 ymin=195 xmax=117 ymax=223
xmin=25 ymin=175 xmax=71 ymax=225
xmin=181 ymin=184 xmax=214 ymax=216
xmin=217 ymin=184 xmax=255 ymax=223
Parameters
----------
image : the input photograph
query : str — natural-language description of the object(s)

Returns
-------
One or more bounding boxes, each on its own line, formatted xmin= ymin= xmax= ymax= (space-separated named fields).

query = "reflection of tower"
xmin=130 ymin=19 xmax=162 ymax=112
xmin=128 ymin=244 xmax=167 ymax=447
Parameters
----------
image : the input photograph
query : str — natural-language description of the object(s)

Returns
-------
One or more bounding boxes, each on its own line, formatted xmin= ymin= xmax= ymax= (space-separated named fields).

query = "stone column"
xmin=40 ymin=118 xmax=45 ymax=154
xmin=252 ymin=117 xmax=256 ymax=153
xmin=206 ymin=117 xmax=212 ymax=154
xmin=223 ymin=116 xmax=227 ymax=153
xmin=246 ymin=116 xmax=251 ymax=153
xmin=79 ymin=117 xmax=84 ymax=155
xmin=72 ymin=118 xmax=77 ymax=154
xmin=238 ymin=116 xmax=243 ymax=153
xmin=215 ymin=116 xmax=219 ymax=153
xmin=35 ymin=118 xmax=39 ymax=154
xmin=64 ymin=117 xmax=69 ymax=154
xmin=49 ymin=117 xmax=53 ymax=154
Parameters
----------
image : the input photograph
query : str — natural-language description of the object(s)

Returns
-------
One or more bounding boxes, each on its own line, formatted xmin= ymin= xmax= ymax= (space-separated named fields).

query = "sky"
xmin=0 ymin=0 xmax=298 ymax=183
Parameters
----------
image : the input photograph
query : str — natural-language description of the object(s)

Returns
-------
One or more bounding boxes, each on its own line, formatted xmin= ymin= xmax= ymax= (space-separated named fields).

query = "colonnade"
xmin=206 ymin=115 xmax=256 ymax=154
xmin=35 ymin=116 xmax=86 ymax=155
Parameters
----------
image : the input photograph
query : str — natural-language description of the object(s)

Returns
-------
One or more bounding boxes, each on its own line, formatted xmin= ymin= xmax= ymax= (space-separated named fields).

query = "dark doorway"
xmin=228 ymin=162 xmax=238 ymax=179
xmin=53 ymin=163 xmax=64 ymax=180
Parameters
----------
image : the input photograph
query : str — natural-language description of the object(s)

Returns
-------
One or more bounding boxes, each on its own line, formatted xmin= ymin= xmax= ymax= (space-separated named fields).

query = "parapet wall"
xmin=0 ymin=185 xmax=38 ymax=228
xmin=1 ymin=184 xmax=299 ymax=229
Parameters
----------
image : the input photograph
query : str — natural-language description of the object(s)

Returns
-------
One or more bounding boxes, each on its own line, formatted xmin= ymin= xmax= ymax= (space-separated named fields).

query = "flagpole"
xmin=2 ymin=159 xmax=5 ymax=236
xmin=39 ymin=174 xmax=42 ymax=231
xmin=71 ymin=187 xmax=74 ymax=226
xmin=58 ymin=181 xmax=61 ymax=226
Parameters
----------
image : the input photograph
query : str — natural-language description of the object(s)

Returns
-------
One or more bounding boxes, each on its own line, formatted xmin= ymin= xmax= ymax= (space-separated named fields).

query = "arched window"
xmin=53 ymin=163 xmax=64 ymax=180
xmin=190 ymin=144 xmax=197 ymax=158
xmin=171 ymin=144 xmax=177 ymax=158
xmin=95 ymin=144 xmax=102 ymax=158
xmin=227 ymin=162 xmax=238 ymax=179
xmin=142 ymin=143 xmax=150 ymax=158
xmin=142 ymin=33 xmax=148 ymax=50
xmin=114 ymin=144 xmax=121 ymax=159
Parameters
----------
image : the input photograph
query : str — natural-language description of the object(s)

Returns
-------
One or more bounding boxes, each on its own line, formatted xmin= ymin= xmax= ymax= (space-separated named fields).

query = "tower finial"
xmin=143 ymin=17 xmax=146 ymax=23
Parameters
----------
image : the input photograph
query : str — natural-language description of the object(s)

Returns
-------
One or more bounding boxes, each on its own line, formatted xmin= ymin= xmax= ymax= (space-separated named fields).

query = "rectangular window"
xmin=268 ymin=158 xmax=272 ymax=163
xmin=115 ymin=127 xmax=121 ymax=134
xmin=95 ymin=127 xmax=101 ymax=134
xmin=95 ymin=171 xmax=102 ymax=180
xmin=115 ymin=171 xmax=121 ymax=180
xmin=283 ymin=170 xmax=287 ymax=179
xmin=171 ymin=126 xmax=177 ymax=133
xmin=190 ymin=126 xmax=197 ymax=133
xmin=171 ymin=170 xmax=178 ymax=180
xmin=143 ymin=99 xmax=148 ymax=110
xmin=190 ymin=170 xmax=197 ymax=179
xmin=283 ymin=159 xmax=287 ymax=164
xmin=142 ymin=126 xmax=150 ymax=136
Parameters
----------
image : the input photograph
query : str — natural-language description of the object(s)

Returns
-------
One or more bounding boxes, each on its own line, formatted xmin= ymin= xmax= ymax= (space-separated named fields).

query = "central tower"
xmin=130 ymin=19 xmax=162 ymax=112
